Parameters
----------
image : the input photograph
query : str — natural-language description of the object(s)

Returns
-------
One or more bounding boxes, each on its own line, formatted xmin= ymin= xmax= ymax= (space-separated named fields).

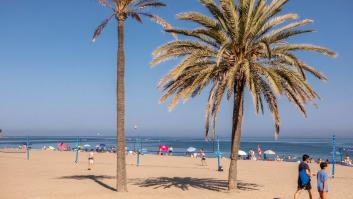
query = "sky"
xmin=0 ymin=0 xmax=352 ymax=138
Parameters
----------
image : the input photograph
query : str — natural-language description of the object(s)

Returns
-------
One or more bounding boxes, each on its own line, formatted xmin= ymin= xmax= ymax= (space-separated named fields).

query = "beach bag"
xmin=299 ymin=169 xmax=310 ymax=186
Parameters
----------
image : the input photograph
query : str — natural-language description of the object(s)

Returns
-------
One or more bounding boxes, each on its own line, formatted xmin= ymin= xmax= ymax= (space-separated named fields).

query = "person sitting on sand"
xmin=88 ymin=152 xmax=94 ymax=170
xmin=317 ymin=162 xmax=329 ymax=199
xmin=294 ymin=154 xmax=313 ymax=199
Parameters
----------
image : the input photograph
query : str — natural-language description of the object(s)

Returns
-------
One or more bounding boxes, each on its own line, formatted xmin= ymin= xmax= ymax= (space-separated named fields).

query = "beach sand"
xmin=0 ymin=150 xmax=352 ymax=199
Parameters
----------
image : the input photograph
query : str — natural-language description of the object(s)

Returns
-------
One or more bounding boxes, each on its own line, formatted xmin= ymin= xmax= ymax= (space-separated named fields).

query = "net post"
xmin=136 ymin=137 xmax=140 ymax=166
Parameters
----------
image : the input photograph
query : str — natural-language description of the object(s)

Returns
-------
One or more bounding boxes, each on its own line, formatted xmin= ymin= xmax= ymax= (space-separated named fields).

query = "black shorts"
xmin=298 ymin=183 xmax=312 ymax=190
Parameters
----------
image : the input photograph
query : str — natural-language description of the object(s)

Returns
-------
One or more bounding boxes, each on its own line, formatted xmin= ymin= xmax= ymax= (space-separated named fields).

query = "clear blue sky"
xmin=0 ymin=0 xmax=352 ymax=137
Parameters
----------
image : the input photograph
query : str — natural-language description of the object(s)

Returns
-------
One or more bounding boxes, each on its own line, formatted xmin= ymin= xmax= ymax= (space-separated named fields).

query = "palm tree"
xmin=92 ymin=0 xmax=173 ymax=192
xmin=151 ymin=0 xmax=336 ymax=191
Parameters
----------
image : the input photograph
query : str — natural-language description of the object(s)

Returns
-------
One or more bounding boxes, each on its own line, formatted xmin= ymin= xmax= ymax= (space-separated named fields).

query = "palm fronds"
xmin=153 ymin=0 xmax=336 ymax=139
xmin=92 ymin=0 xmax=173 ymax=41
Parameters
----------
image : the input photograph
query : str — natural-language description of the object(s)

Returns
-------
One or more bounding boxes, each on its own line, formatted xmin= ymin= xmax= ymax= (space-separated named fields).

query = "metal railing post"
xmin=26 ymin=136 xmax=30 ymax=160
xmin=214 ymin=137 xmax=222 ymax=171
xmin=136 ymin=137 xmax=141 ymax=166
xmin=75 ymin=136 xmax=80 ymax=164
xmin=332 ymin=134 xmax=336 ymax=178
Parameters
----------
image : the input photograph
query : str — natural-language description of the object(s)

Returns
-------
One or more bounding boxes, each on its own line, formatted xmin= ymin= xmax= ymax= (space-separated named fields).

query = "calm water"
xmin=1 ymin=136 xmax=352 ymax=161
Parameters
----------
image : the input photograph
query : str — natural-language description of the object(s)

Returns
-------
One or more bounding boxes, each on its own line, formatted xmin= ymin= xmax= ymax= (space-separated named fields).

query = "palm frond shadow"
xmin=58 ymin=175 xmax=260 ymax=192
xmin=58 ymin=175 xmax=116 ymax=191
xmin=130 ymin=177 xmax=260 ymax=192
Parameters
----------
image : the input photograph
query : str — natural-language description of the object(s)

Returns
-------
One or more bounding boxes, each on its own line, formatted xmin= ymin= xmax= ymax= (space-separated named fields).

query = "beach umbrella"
xmin=186 ymin=147 xmax=196 ymax=152
xmin=48 ymin=146 xmax=55 ymax=150
xmin=264 ymin=150 xmax=276 ymax=155
xmin=159 ymin=145 xmax=168 ymax=152
xmin=238 ymin=150 xmax=247 ymax=156
xmin=83 ymin=144 xmax=91 ymax=148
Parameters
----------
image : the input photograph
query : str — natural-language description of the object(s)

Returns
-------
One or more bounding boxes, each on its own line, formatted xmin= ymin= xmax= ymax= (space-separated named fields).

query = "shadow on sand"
xmin=58 ymin=175 xmax=260 ymax=192
xmin=0 ymin=150 xmax=25 ymax=153
xmin=58 ymin=175 xmax=116 ymax=191
xmin=130 ymin=177 xmax=260 ymax=192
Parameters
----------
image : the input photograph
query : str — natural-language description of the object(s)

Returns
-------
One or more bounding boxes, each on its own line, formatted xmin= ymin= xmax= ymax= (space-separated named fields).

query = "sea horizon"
xmin=1 ymin=134 xmax=353 ymax=139
xmin=2 ymin=135 xmax=352 ymax=161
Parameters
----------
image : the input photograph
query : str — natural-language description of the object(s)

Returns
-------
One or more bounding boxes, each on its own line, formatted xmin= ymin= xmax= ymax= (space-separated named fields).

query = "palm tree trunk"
xmin=228 ymin=80 xmax=245 ymax=191
xmin=116 ymin=19 xmax=127 ymax=192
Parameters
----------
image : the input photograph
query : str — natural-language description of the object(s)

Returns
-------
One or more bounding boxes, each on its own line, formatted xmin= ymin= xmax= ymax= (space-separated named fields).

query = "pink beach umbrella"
xmin=159 ymin=145 xmax=169 ymax=152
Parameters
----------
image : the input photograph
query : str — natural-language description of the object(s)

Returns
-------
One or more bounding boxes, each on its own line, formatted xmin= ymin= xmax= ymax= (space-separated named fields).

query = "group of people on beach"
xmin=85 ymin=148 xmax=337 ymax=199
xmin=294 ymin=154 xmax=329 ymax=199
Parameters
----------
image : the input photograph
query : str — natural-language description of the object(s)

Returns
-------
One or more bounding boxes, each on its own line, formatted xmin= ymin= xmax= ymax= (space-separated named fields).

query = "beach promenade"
xmin=0 ymin=150 xmax=352 ymax=199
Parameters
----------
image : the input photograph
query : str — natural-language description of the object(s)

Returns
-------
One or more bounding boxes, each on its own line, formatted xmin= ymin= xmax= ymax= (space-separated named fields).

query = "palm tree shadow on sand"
xmin=58 ymin=175 xmax=116 ymax=191
xmin=130 ymin=177 xmax=260 ymax=192
xmin=58 ymin=175 xmax=260 ymax=192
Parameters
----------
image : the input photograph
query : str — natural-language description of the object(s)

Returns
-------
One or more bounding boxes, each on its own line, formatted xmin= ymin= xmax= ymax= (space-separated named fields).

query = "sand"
xmin=0 ymin=150 xmax=352 ymax=199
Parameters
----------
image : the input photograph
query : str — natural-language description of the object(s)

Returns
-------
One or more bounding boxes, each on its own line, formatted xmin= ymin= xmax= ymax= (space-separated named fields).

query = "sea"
xmin=1 ymin=136 xmax=352 ymax=162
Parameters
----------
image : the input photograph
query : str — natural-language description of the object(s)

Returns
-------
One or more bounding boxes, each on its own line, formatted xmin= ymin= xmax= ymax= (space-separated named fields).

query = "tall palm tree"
xmin=92 ymin=0 xmax=172 ymax=192
xmin=151 ymin=0 xmax=336 ymax=191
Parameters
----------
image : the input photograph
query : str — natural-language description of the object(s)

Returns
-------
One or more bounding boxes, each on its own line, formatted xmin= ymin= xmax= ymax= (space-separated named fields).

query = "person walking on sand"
xmin=88 ymin=151 xmax=94 ymax=170
xmin=294 ymin=154 xmax=313 ymax=199
xmin=317 ymin=162 xmax=329 ymax=199
xmin=257 ymin=145 xmax=262 ymax=160
xmin=200 ymin=148 xmax=207 ymax=166
xmin=168 ymin=146 xmax=173 ymax=156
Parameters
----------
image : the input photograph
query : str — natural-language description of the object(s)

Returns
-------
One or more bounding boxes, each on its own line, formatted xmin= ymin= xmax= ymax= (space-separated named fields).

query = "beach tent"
xmin=264 ymin=150 xmax=276 ymax=155
xmin=96 ymin=144 xmax=106 ymax=152
xmin=57 ymin=143 xmax=70 ymax=151
xmin=238 ymin=150 xmax=247 ymax=156
xmin=186 ymin=147 xmax=196 ymax=152
xmin=57 ymin=143 xmax=64 ymax=150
